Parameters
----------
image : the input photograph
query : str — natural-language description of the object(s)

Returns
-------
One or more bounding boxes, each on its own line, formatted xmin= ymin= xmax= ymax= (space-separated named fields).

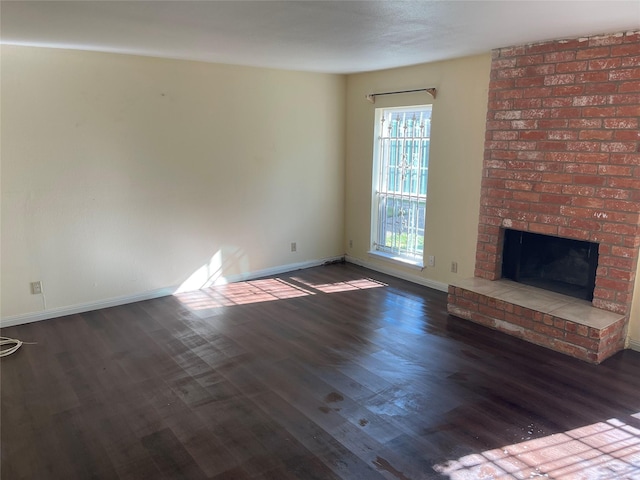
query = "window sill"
xmin=368 ymin=250 xmax=424 ymax=270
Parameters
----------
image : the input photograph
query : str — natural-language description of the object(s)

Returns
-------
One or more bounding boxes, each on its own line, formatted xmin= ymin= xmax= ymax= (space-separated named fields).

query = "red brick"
xmin=496 ymin=89 xmax=524 ymax=99
xmin=544 ymin=153 xmax=576 ymax=164
xmin=588 ymin=58 xmax=622 ymax=70
xmin=544 ymin=74 xmax=576 ymax=85
xmin=574 ymin=152 xmax=609 ymax=163
xmin=556 ymin=61 xmax=588 ymax=73
xmin=521 ymin=109 xmax=549 ymax=119
xmin=597 ymin=277 xmax=630 ymax=291
xmin=610 ymin=154 xmax=640 ymax=165
xmin=568 ymin=218 xmax=601 ymax=231
xmin=593 ymin=287 xmax=616 ymax=301
xmin=486 ymin=120 xmax=512 ymax=130
xmin=567 ymin=141 xmax=601 ymax=152
xmin=526 ymin=42 xmax=562 ymax=54
xmin=609 ymin=68 xmax=640 ymax=81
xmin=491 ymin=150 xmax=518 ymax=160
xmin=559 ymin=205 xmax=595 ymax=217
xmin=558 ymin=227 xmax=590 ymax=241
xmin=600 ymin=142 xmax=637 ymax=152
xmin=533 ymin=323 xmax=564 ymax=339
xmin=544 ymin=51 xmax=577 ymax=62
xmin=543 ymin=97 xmax=573 ymax=107
xmin=603 ymin=118 xmax=638 ymax=129
xmin=595 ymin=188 xmax=629 ymax=199
xmin=500 ymin=46 xmax=527 ymax=57
xmin=597 ymin=255 xmax=635 ymax=270
xmin=490 ymin=79 xmax=516 ymax=90
xmin=497 ymin=67 xmax=526 ymax=79
xmin=613 ymin=130 xmax=640 ymax=140
xmin=573 ymin=95 xmax=608 ymax=106
xmin=530 ymin=203 xmax=561 ymax=214
xmin=493 ymin=131 xmax=520 ymax=140
xmin=515 ymin=77 xmax=545 ymax=88
xmin=582 ymin=106 xmax=617 ymax=117
xmin=608 ymin=93 xmax=640 ymax=104
xmin=576 ymin=47 xmax=611 ymax=60
xmin=504 ymin=180 xmax=533 ymax=191
xmin=584 ymin=83 xmax=618 ymax=94
xmin=578 ymin=130 xmax=613 ymax=140
xmin=611 ymin=43 xmax=640 ymax=57
xmin=508 ymin=141 xmax=537 ymax=150
xmin=537 ymin=141 xmax=567 ymax=151
xmin=563 ymin=184 xmax=596 ymax=195
xmin=527 ymin=64 xmax=557 ymax=76
xmin=621 ymin=55 xmax=640 ymax=68
xmin=513 ymin=98 xmax=542 ymax=109
xmin=549 ymin=107 xmax=582 ymax=118
xmin=516 ymin=151 xmax=545 ymax=161
xmin=492 ymin=58 xmax=518 ymax=69
xmin=573 ymin=175 xmax=606 ymax=186
xmin=576 ymin=71 xmax=610 ymax=83
xmin=565 ymin=333 xmax=599 ymax=350
xmin=511 ymin=120 xmax=538 ymax=129
xmin=485 ymin=140 xmax=510 ymax=150
xmin=588 ymin=35 xmax=624 ymax=47
xmin=568 ymin=118 xmax=602 ymax=129
xmin=523 ymin=87 xmax=552 ymax=98
xmin=571 ymin=197 xmax=604 ymax=208
xmin=519 ymin=130 xmax=547 ymax=140
xmin=565 ymin=163 xmax=598 ymax=174
xmin=616 ymin=105 xmax=640 ymax=116
xmin=604 ymin=199 xmax=640 ymax=212
xmin=618 ymin=81 xmax=640 ymax=93
xmin=529 ymin=223 xmax=558 ymax=235
xmin=552 ymin=85 xmax=585 ymax=96
xmin=512 ymin=191 xmax=540 ymax=202
xmin=533 ymin=183 xmax=562 ymax=195
xmin=607 ymin=176 xmax=640 ymax=191
xmin=539 ymin=119 xmax=569 ymax=129
xmin=547 ymin=130 xmax=578 ymax=140
xmin=548 ymin=171 xmax=585 ymax=183
xmin=611 ymin=245 xmax=638 ymax=258
xmin=606 ymin=267 xmax=635 ymax=281
xmin=598 ymin=165 xmax=634 ymax=176
xmin=517 ymin=54 xmax=545 ymax=66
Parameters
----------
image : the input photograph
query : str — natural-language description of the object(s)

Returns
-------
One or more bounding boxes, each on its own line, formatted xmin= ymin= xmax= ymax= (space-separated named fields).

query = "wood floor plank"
xmin=2 ymin=263 xmax=640 ymax=479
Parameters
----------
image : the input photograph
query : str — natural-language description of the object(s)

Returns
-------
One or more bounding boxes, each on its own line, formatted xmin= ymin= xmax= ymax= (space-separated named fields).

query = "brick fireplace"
xmin=448 ymin=30 xmax=640 ymax=363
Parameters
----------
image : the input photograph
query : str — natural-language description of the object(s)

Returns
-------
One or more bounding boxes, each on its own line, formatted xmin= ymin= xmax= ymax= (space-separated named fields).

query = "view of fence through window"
xmin=373 ymin=105 xmax=432 ymax=263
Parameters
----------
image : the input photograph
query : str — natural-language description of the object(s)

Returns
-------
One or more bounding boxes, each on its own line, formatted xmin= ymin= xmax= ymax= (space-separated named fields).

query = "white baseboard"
xmin=628 ymin=338 xmax=640 ymax=352
xmin=345 ymin=255 xmax=449 ymax=293
xmin=0 ymin=256 xmax=344 ymax=328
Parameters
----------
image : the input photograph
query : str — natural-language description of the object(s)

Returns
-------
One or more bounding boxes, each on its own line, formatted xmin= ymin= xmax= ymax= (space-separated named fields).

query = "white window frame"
xmin=370 ymin=104 xmax=432 ymax=267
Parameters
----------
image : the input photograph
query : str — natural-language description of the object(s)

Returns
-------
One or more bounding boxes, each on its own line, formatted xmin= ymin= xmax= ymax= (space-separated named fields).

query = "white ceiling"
xmin=1 ymin=1 xmax=639 ymax=74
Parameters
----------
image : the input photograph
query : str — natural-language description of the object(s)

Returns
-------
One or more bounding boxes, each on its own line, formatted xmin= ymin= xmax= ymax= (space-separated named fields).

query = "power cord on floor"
xmin=0 ymin=337 xmax=37 ymax=357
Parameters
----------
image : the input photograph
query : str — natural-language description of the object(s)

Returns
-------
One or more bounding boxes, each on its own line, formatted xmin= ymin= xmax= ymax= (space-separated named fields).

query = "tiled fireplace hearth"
xmin=447 ymin=30 xmax=640 ymax=363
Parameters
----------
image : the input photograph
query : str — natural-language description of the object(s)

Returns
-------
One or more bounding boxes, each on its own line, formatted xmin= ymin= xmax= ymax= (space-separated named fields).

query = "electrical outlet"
xmin=30 ymin=281 xmax=42 ymax=295
xmin=291 ymin=242 xmax=297 ymax=252
xmin=451 ymin=261 xmax=458 ymax=273
xmin=428 ymin=255 xmax=435 ymax=267
xmin=349 ymin=239 xmax=353 ymax=248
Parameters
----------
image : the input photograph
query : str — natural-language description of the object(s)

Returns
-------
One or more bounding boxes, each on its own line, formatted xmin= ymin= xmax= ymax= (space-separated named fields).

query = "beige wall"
xmin=344 ymin=54 xmax=492 ymax=287
xmin=1 ymin=45 xmax=345 ymax=319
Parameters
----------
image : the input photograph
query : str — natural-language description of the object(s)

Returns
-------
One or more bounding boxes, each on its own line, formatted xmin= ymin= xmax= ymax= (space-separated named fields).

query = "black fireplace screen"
xmin=501 ymin=229 xmax=599 ymax=301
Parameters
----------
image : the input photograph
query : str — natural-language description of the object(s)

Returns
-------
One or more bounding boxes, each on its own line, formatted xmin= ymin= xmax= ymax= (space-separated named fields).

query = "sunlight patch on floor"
xmin=291 ymin=276 xmax=387 ymax=293
xmin=175 ymin=276 xmax=388 ymax=311
xmin=433 ymin=416 xmax=640 ymax=479
xmin=175 ymin=278 xmax=313 ymax=310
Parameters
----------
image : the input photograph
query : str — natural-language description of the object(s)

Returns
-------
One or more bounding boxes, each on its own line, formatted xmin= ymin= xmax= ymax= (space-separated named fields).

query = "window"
xmin=371 ymin=105 xmax=432 ymax=266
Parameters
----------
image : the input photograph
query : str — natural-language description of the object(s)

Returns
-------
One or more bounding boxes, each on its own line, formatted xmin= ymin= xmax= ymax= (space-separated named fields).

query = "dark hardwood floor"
xmin=2 ymin=263 xmax=640 ymax=479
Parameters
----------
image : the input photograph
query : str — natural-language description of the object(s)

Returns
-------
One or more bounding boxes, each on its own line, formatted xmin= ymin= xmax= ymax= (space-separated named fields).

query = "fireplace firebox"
xmin=501 ymin=229 xmax=599 ymax=301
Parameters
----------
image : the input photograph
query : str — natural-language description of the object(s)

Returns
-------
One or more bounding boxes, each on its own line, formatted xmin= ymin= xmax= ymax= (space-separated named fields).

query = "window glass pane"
xmin=372 ymin=105 xmax=431 ymax=263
